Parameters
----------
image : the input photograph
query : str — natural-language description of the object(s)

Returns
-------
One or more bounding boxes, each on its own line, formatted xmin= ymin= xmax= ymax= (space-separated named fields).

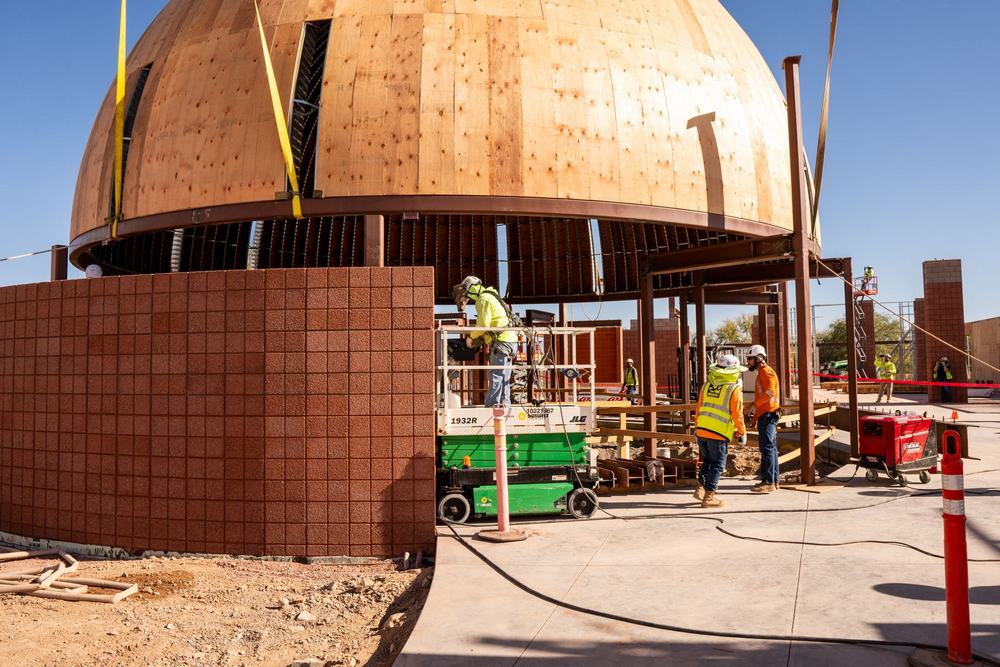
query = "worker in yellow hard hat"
xmin=451 ymin=276 xmax=519 ymax=407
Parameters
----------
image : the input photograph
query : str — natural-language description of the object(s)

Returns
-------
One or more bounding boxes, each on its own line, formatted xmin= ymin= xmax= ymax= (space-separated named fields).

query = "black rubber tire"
xmin=567 ymin=488 xmax=599 ymax=519
xmin=897 ymin=473 xmax=909 ymax=487
xmin=438 ymin=493 xmax=471 ymax=524
xmin=919 ymin=470 xmax=931 ymax=484
xmin=865 ymin=469 xmax=878 ymax=482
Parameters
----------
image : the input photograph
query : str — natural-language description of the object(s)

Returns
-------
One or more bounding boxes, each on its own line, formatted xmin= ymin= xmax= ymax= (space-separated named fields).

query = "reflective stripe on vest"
xmin=696 ymin=381 xmax=737 ymax=440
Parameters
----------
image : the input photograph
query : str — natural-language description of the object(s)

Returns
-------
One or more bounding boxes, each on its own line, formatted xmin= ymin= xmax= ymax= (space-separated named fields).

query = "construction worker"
xmin=746 ymin=344 xmax=781 ymax=493
xmin=875 ymin=353 xmax=897 ymax=403
xmin=693 ymin=354 xmax=747 ymax=508
xmin=862 ymin=265 xmax=874 ymax=292
xmin=933 ymin=356 xmax=954 ymax=403
xmin=622 ymin=358 xmax=639 ymax=405
xmin=451 ymin=276 xmax=519 ymax=408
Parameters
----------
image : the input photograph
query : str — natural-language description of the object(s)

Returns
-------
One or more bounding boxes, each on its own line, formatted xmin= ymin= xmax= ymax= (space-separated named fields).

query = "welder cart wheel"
xmin=896 ymin=473 xmax=909 ymax=487
xmin=919 ymin=470 xmax=931 ymax=484
xmin=438 ymin=493 xmax=471 ymax=524
xmin=865 ymin=469 xmax=878 ymax=483
xmin=567 ymin=488 xmax=599 ymax=519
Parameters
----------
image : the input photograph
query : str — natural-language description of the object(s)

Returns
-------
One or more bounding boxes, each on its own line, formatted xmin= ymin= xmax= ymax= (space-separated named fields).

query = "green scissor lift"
xmin=435 ymin=325 xmax=601 ymax=524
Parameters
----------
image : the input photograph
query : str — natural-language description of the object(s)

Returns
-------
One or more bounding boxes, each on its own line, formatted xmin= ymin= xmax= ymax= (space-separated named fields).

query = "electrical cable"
xmin=442 ymin=521 xmax=999 ymax=664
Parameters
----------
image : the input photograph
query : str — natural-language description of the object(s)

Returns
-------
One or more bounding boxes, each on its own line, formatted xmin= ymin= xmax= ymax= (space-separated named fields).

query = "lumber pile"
xmin=0 ymin=549 xmax=137 ymax=603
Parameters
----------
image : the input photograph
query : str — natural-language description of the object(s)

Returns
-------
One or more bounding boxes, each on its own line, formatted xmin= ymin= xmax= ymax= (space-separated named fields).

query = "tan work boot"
xmin=751 ymin=483 xmax=776 ymax=494
xmin=701 ymin=491 xmax=724 ymax=508
xmin=693 ymin=485 xmax=706 ymax=501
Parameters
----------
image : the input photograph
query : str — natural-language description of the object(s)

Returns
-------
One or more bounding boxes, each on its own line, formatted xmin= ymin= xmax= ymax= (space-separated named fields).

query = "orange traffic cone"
xmin=950 ymin=410 xmax=958 ymax=422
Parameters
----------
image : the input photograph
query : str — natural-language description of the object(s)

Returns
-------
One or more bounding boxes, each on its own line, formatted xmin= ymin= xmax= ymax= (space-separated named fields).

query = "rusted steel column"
xmin=777 ymin=283 xmax=792 ymax=402
xmin=843 ymin=258 xmax=860 ymax=458
xmin=50 ymin=245 xmax=68 ymax=281
xmin=784 ymin=55 xmax=816 ymax=485
xmin=364 ymin=214 xmax=384 ymax=267
xmin=757 ymin=304 xmax=768 ymax=347
xmin=640 ymin=273 xmax=657 ymax=456
xmin=695 ymin=278 xmax=707 ymax=386
xmin=679 ymin=295 xmax=691 ymax=407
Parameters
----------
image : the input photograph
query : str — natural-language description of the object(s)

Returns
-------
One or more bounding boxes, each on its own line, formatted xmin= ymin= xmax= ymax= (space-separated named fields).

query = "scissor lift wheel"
xmin=438 ymin=493 xmax=471 ymax=524
xmin=567 ymin=488 xmax=599 ymax=519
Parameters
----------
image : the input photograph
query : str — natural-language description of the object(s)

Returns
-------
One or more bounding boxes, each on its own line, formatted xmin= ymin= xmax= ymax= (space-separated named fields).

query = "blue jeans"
xmin=757 ymin=410 xmax=780 ymax=485
xmin=697 ymin=437 xmax=728 ymax=492
xmin=485 ymin=342 xmax=515 ymax=407
xmin=625 ymin=386 xmax=638 ymax=405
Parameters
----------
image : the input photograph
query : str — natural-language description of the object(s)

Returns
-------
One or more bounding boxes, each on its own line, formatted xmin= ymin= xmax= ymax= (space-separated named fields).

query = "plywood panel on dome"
xmin=72 ymin=0 xmax=801 ymax=246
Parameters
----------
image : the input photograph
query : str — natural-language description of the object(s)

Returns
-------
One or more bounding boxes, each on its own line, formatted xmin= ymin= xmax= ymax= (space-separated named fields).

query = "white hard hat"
xmin=748 ymin=344 xmax=767 ymax=359
xmin=626 ymin=358 xmax=634 ymax=364
xmin=84 ymin=264 xmax=103 ymax=279
xmin=716 ymin=354 xmax=746 ymax=371
xmin=450 ymin=276 xmax=481 ymax=306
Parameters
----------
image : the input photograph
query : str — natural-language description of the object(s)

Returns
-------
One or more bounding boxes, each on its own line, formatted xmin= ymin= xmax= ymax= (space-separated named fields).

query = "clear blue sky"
xmin=0 ymin=1 xmax=995 ymax=334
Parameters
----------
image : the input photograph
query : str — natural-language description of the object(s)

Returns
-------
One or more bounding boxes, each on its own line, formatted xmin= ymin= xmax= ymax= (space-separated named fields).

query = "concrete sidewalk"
xmin=398 ymin=407 xmax=1000 ymax=666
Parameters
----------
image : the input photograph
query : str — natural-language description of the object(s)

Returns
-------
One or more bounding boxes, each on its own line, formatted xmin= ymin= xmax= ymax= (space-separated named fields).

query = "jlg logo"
xmin=570 ymin=416 xmax=587 ymax=424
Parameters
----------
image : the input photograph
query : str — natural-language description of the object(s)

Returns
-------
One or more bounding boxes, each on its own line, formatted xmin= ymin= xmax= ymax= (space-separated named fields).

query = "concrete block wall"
xmin=859 ymin=300 xmax=876 ymax=378
xmin=921 ymin=260 xmax=967 ymax=403
xmin=573 ymin=326 xmax=623 ymax=385
xmin=913 ymin=298 xmax=927 ymax=381
xmin=622 ymin=318 xmax=682 ymax=393
xmin=0 ymin=268 xmax=437 ymax=558
xmin=751 ymin=312 xmax=777 ymax=360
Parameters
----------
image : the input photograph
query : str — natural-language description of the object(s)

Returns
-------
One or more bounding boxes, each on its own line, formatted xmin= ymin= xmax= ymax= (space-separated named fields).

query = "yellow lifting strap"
xmin=253 ymin=0 xmax=304 ymax=219
xmin=111 ymin=0 xmax=127 ymax=239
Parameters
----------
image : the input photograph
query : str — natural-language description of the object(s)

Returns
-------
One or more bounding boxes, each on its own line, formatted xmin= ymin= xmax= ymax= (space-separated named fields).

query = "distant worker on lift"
xmin=622 ymin=358 xmax=639 ymax=405
xmin=451 ymin=276 xmax=520 ymax=408
xmin=746 ymin=344 xmax=781 ymax=493
xmin=875 ymin=353 xmax=897 ymax=403
xmin=693 ymin=354 xmax=747 ymax=508
xmin=861 ymin=265 xmax=875 ymax=293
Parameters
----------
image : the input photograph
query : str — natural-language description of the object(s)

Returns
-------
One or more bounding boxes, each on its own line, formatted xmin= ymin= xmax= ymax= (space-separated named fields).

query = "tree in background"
xmin=708 ymin=314 xmax=754 ymax=346
xmin=817 ymin=314 xmax=911 ymax=375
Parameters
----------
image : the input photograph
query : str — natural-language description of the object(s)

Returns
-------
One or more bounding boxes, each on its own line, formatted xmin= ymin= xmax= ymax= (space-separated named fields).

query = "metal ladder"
xmin=853 ymin=296 xmax=868 ymax=378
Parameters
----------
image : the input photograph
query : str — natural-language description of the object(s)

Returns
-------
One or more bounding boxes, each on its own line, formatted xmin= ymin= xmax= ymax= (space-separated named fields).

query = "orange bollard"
xmin=477 ymin=407 xmax=526 ymax=543
xmin=941 ymin=429 xmax=972 ymax=665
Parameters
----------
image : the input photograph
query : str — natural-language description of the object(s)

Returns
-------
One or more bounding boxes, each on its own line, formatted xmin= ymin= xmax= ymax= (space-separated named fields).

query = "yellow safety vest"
xmin=624 ymin=367 xmax=638 ymax=387
xmin=696 ymin=380 xmax=738 ymax=441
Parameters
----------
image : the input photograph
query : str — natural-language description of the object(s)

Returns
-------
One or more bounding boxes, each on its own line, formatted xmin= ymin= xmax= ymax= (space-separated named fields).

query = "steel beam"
xmin=646 ymin=236 xmax=794 ymax=275
xmin=777 ymin=283 xmax=792 ymax=402
xmin=639 ymin=273 xmax=657 ymax=456
xmin=695 ymin=278 xmax=707 ymax=385
xmin=785 ymin=56 xmax=816 ymax=485
xmin=50 ymin=245 xmax=68 ymax=281
xmin=363 ymin=214 xmax=385 ymax=267
xmin=679 ymin=295 xmax=691 ymax=406
xmin=843 ymin=258 xmax=860 ymax=458
xmin=699 ymin=259 xmax=842 ymax=287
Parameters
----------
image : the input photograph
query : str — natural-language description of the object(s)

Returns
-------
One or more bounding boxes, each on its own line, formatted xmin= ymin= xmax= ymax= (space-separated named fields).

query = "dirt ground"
xmin=0 ymin=553 xmax=432 ymax=667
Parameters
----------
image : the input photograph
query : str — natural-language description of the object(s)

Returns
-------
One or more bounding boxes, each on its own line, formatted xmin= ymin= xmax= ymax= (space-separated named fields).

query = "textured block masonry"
xmin=0 ymin=267 xmax=437 ymax=557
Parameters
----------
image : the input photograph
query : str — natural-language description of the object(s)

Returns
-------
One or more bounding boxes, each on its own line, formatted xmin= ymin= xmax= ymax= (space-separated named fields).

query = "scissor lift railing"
xmin=436 ymin=325 xmax=597 ymax=436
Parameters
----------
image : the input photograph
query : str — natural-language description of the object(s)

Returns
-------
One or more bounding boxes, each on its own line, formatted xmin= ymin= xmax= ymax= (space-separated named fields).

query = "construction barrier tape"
xmin=811 ymin=372 xmax=1000 ymax=390
xmin=111 ymin=0 xmax=127 ymax=239
xmin=942 ymin=499 xmax=965 ymax=516
xmin=253 ymin=0 xmax=304 ymax=220
xmin=942 ymin=475 xmax=964 ymax=492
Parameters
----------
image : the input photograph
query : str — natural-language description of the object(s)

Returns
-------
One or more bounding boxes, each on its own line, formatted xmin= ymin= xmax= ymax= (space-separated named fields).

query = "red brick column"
xmin=0 ymin=268 xmax=436 ymax=558
xmin=922 ymin=260 xmax=967 ymax=403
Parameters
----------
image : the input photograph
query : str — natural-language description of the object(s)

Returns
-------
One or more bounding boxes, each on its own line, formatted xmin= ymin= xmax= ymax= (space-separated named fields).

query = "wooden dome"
xmin=69 ymin=0 xmax=798 ymax=301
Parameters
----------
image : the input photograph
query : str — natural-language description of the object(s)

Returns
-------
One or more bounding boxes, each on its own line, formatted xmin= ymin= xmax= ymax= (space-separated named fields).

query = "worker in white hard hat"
xmin=451 ymin=276 xmax=519 ymax=407
xmin=746 ymin=344 xmax=781 ymax=493
xmin=875 ymin=353 xmax=897 ymax=403
xmin=693 ymin=354 xmax=747 ymax=508
xmin=621 ymin=358 xmax=639 ymax=405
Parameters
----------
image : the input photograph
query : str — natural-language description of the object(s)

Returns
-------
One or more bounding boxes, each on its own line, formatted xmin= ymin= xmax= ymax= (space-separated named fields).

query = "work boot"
xmin=693 ymin=485 xmax=705 ymax=501
xmin=751 ymin=483 xmax=775 ymax=494
xmin=701 ymin=491 xmax=724 ymax=508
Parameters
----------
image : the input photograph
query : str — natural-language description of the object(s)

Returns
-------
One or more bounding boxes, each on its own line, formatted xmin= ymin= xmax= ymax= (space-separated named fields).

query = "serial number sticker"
xmin=450 ymin=417 xmax=479 ymax=425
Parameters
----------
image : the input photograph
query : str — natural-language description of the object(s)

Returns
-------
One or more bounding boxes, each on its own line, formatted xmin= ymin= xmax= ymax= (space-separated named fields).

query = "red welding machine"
xmin=858 ymin=415 xmax=938 ymax=487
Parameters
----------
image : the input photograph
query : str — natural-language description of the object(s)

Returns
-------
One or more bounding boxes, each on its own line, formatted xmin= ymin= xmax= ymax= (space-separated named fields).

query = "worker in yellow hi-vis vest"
xmin=693 ymin=354 xmax=747 ymax=508
xmin=875 ymin=353 xmax=897 ymax=404
xmin=621 ymin=358 xmax=639 ymax=405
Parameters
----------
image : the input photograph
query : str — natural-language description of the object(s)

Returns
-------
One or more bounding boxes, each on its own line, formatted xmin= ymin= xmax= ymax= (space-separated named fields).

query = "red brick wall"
xmin=622 ymin=318 xmax=682 ymax=392
xmin=0 ymin=268 xmax=436 ymax=558
xmin=574 ymin=326 xmax=622 ymax=385
xmin=751 ymin=312 xmax=778 ymax=359
xmin=922 ymin=260 xmax=967 ymax=403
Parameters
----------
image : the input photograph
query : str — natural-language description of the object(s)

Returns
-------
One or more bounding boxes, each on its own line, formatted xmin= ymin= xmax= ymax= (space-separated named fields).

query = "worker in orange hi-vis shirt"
xmin=746 ymin=344 xmax=781 ymax=494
